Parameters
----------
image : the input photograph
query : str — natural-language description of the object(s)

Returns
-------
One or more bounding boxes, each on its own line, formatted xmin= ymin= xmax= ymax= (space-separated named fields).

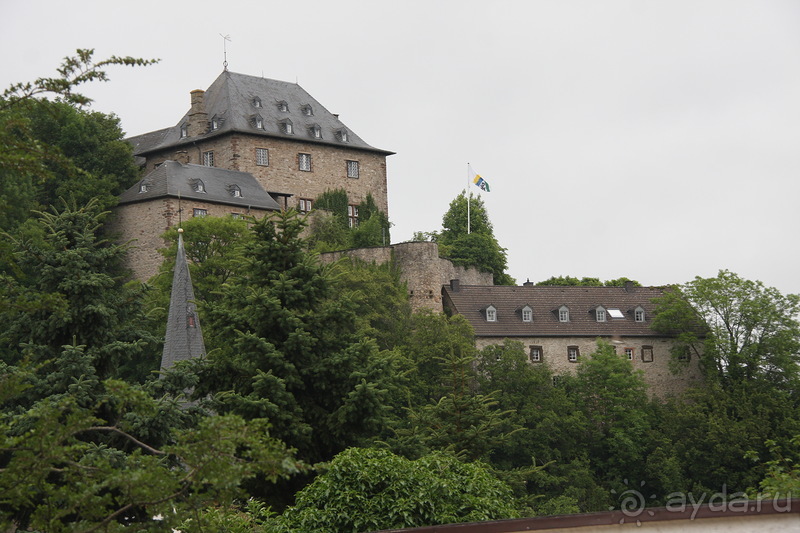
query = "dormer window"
xmin=634 ymin=307 xmax=646 ymax=322
xmin=252 ymin=97 xmax=262 ymax=108
xmin=192 ymin=179 xmax=206 ymax=193
xmin=558 ymin=305 xmax=570 ymax=322
xmin=309 ymin=124 xmax=322 ymax=139
xmin=301 ymin=104 xmax=313 ymax=116
xmin=180 ymin=124 xmax=188 ymax=138
xmin=277 ymin=100 xmax=289 ymax=112
xmin=211 ymin=117 xmax=220 ymax=130
xmin=485 ymin=305 xmax=497 ymax=322
xmin=253 ymin=115 xmax=264 ymax=130
xmin=596 ymin=306 xmax=606 ymax=322
xmin=521 ymin=305 xmax=533 ymax=322
xmin=138 ymin=181 xmax=150 ymax=193
xmin=229 ymin=184 xmax=242 ymax=198
xmin=280 ymin=120 xmax=294 ymax=134
xmin=337 ymin=129 xmax=349 ymax=143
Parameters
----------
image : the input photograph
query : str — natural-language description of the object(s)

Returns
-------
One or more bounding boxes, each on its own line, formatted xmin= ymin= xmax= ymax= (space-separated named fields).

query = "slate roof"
xmin=161 ymin=233 xmax=206 ymax=373
xmin=118 ymin=160 xmax=282 ymax=211
xmin=443 ymin=284 xmax=669 ymax=338
xmin=128 ymin=70 xmax=394 ymax=156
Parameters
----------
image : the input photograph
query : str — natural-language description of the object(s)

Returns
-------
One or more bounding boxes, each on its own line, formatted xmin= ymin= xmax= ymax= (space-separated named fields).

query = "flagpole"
xmin=467 ymin=163 xmax=471 ymax=235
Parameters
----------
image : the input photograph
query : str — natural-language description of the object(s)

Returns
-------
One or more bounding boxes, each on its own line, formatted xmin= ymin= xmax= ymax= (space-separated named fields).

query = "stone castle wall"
xmin=474 ymin=335 xmax=702 ymax=398
xmin=141 ymin=133 xmax=389 ymax=216
xmin=319 ymin=241 xmax=494 ymax=312
xmin=109 ymin=199 xmax=269 ymax=281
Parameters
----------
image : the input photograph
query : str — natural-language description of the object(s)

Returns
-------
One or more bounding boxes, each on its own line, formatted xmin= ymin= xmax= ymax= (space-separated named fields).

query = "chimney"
xmin=187 ymin=89 xmax=208 ymax=137
xmin=450 ymin=279 xmax=460 ymax=292
xmin=624 ymin=281 xmax=635 ymax=293
xmin=174 ymin=150 xmax=189 ymax=165
xmin=523 ymin=278 xmax=534 ymax=287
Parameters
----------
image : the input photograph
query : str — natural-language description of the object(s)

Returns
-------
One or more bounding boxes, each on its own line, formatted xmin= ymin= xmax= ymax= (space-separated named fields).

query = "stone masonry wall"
xmin=319 ymin=241 xmax=493 ymax=312
xmin=475 ymin=335 xmax=703 ymax=398
xmin=142 ymin=133 xmax=389 ymax=216
xmin=110 ymin=199 xmax=268 ymax=281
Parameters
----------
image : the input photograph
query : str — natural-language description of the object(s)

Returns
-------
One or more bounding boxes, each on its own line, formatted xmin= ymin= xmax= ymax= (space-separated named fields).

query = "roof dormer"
xmin=301 ymin=104 xmax=313 ymax=116
xmin=252 ymin=114 xmax=264 ymax=130
xmin=595 ymin=306 xmax=607 ymax=322
xmin=485 ymin=305 xmax=497 ymax=322
xmin=277 ymin=100 xmax=289 ymax=113
xmin=309 ymin=124 xmax=322 ymax=139
xmin=634 ymin=306 xmax=646 ymax=322
xmin=521 ymin=305 xmax=533 ymax=322
xmin=228 ymin=184 xmax=242 ymax=198
xmin=558 ymin=305 xmax=570 ymax=322
xmin=337 ymin=129 xmax=349 ymax=143
xmin=252 ymin=96 xmax=262 ymax=108
xmin=279 ymin=119 xmax=294 ymax=135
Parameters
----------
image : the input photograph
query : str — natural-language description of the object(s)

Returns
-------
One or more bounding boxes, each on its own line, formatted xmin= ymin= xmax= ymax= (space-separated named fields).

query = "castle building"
xmin=116 ymin=70 xmax=394 ymax=280
xmin=442 ymin=281 xmax=702 ymax=397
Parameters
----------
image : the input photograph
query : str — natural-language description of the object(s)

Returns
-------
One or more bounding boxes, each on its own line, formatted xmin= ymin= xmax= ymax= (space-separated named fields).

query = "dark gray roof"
xmin=443 ymin=284 xmax=668 ymax=338
xmin=118 ymin=160 xmax=282 ymax=211
xmin=161 ymin=233 xmax=206 ymax=373
xmin=128 ymin=70 xmax=394 ymax=156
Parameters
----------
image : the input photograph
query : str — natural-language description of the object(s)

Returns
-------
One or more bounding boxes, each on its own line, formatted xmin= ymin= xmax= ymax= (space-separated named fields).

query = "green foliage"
xmin=197 ymin=211 xmax=395 ymax=464
xmin=426 ymin=191 xmax=513 ymax=285
xmin=0 ymin=49 xmax=156 ymax=231
xmin=276 ymin=447 xmax=519 ymax=532
xmin=308 ymin=191 xmax=391 ymax=252
xmin=536 ymin=276 xmax=641 ymax=287
xmin=747 ymin=436 xmax=800 ymax=498
xmin=313 ymin=188 xmax=350 ymax=229
xmin=0 ymin=199 xmax=159 ymax=382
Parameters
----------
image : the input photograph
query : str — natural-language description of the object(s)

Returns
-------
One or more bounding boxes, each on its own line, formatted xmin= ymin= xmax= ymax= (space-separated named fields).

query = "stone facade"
xmin=474 ymin=335 xmax=702 ymax=398
xmin=319 ymin=241 xmax=494 ymax=312
xmin=110 ymin=198 xmax=270 ymax=281
xmin=141 ymin=133 xmax=389 ymax=216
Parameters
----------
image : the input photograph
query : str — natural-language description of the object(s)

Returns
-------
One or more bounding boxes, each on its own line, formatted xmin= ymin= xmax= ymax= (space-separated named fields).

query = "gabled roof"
xmin=118 ymin=160 xmax=282 ymax=211
xmin=161 ymin=232 xmax=206 ymax=372
xmin=443 ymin=284 xmax=667 ymax=338
xmin=128 ymin=71 xmax=394 ymax=156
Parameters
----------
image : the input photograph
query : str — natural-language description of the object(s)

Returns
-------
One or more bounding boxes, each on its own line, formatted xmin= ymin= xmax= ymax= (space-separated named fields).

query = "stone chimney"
xmin=450 ymin=279 xmax=460 ymax=292
xmin=187 ymin=89 xmax=208 ymax=137
xmin=174 ymin=150 xmax=189 ymax=165
xmin=624 ymin=280 xmax=636 ymax=293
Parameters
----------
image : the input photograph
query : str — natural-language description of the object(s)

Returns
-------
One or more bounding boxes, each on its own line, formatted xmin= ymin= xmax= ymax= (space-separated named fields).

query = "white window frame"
xmin=347 ymin=160 xmax=360 ymax=179
xmin=347 ymin=204 xmax=359 ymax=228
xmin=253 ymin=97 xmax=262 ymax=108
xmin=180 ymin=124 xmax=188 ymax=138
xmin=256 ymin=147 xmax=269 ymax=166
xmin=522 ymin=306 xmax=532 ymax=322
xmin=486 ymin=305 xmax=497 ymax=322
xmin=202 ymin=151 xmax=214 ymax=167
xmin=568 ymin=346 xmax=579 ymax=363
xmin=624 ymin=348 xmax=634 ymax=360
xmin=230 ymin=185 xmax=242 ymax=198
xmin=193 ymin=208 xmax=207 ymax=217
xmin=558 ymin=306 xmax=570 ymax=322
xmin=635 ymin=307 xmax=645 ymax=322
xmin=596 ymin=307 xmax=606 ymax=322
xmin=298 ymin=198 xmax=313 ymax=213
xmin=529 ymin=345 xmax=542 ymax=362
xmin=298 ymin=153 xmax=311 ymax=172
xmin=193 ymin=180 xmax=206 ymax=193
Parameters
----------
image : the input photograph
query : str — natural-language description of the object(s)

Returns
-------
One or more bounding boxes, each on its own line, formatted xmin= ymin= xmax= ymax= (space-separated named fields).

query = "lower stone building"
xmin=112 ymin=160 xmax=281 ymax=280
xmin=442 ymin=281 xmax=703 ymax=397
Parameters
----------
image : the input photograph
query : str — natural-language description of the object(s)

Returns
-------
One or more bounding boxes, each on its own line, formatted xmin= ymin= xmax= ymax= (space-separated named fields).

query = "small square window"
xmin=346 ymin=160 xmax=360 ymax=179
xmin=348 ymin=204 xmax=359 ymax=228
xmin=193 ymin=208 xmax=207 ymax=217
xmin=568 ymin=346 xmax=579 ymax=363
xmin=298 ymin=153 xmax=311 ymax=172
xmin=529 ymin=345 xmax=543 ymax=363
xmin=202 ymin=151 xmax=214 ymax=167
xmin=641 ymin=346 xmax=654 ymax=363
xmin=256 ymin=148 xmax=269 ymax=166
xmin=298 ymin=198 xmax=313 ymax=213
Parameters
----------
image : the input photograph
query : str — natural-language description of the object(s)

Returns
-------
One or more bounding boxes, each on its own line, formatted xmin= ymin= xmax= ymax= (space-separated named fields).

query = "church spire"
xmin=161 ymin=228 xmax=206 ymax=374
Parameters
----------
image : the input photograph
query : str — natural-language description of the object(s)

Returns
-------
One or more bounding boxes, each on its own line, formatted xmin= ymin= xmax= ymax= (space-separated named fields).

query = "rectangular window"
xmin=486 ymin=307 xmax=497 ymax=322
xmin=298 ymin=198 xmax=313 ymax=214
xmin=641 ymin=345 xmax=654 ymax=363
xmin=624 ymin=348 xmax=634 ymax=360
xmin=568 ymin=346 xmax=579 ymax=363
xmin=256 ymin=148 xmax=269 ymax=166
xmin=635 ymin=309 xmax=645 ymax=322
xmin=522 ymin=308 xmax=532 ymax=322
xmin=298 ymin=153 xmax=311 ymax=171
xmin=202 ymin=151 xmax=214 ymax=167
xmin=231 ymin=213 xmax=243 ymax=219
xmin=529 ymin=345 xmax=543 ymax=363
xmin=347 ymin=160 xmax=360 ymax=178
xmin=559 ymin=308 xmax=569 ymax=322
xmin=348 ymin=204 xmax=359 ymax=228
xmin=193 ymin=208 xmax=207 ymax=217
xmin=596 ymin=308 xmax=606 ymax=322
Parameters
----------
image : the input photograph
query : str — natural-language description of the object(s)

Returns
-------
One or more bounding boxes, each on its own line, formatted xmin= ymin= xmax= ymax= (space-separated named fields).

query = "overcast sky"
xmin=4 ymin=0 xmax=799 ymax=296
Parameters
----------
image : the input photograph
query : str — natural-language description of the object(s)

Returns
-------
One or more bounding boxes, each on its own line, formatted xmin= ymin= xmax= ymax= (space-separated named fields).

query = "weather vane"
xmin=220 ymin=33 xmax=231 ymax=71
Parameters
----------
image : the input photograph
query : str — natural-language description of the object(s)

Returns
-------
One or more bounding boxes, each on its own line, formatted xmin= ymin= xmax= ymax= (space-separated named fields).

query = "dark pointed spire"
xmin=161 ymin=229 xmax=206 ymax=374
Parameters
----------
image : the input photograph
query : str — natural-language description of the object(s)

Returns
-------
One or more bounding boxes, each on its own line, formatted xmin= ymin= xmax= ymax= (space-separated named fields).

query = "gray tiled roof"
xmin=118 ymin=160 xmax=282 ymax=211
xmin=443 ymin=284 xmax=668 ymax=338
xmin=128 ymin=71 xmax=394 ymax=156
xmin=161 ymin=233 xmax=206 ymax=373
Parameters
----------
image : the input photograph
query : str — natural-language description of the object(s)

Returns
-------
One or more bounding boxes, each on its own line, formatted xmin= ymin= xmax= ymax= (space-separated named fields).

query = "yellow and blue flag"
xmin=470 ymin=166 xmax=490 ymax=192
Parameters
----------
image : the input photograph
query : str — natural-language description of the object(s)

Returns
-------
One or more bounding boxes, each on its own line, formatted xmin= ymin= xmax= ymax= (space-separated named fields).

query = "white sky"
xmin=3 ymin=0 xmax=799 ymax=295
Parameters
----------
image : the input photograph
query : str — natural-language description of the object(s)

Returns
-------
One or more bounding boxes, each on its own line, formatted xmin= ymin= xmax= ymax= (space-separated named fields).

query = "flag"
xmin=470 ymin=166 xmax=491 ymax=192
